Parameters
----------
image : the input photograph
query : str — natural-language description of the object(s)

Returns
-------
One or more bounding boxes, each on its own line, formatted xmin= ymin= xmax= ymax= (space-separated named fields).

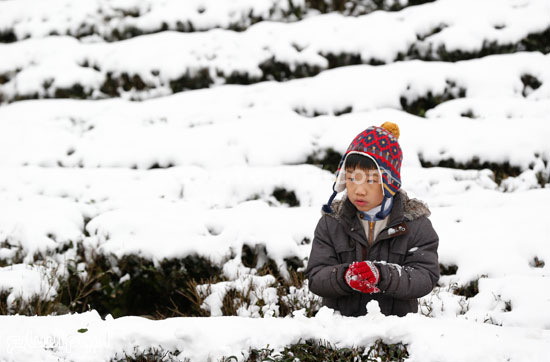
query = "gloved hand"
xmin=345 ymin=261 xmax=381 ymax=293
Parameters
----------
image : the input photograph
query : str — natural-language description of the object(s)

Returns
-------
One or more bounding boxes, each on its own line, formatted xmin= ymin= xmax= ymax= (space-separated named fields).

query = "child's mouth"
xmin=356 ymin=200 xmax=367 ymax=206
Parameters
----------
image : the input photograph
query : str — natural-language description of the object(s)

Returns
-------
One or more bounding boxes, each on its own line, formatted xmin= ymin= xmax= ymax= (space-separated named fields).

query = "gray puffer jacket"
xmin=305 ymin=189 xmax=440 ymax=317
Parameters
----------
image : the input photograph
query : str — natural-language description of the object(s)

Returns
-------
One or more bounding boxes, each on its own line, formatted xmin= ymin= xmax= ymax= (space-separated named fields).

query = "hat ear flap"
xmin=322 ymin=153 xmax=347 ymax=213
xmin=333 ymin=153 xmax=348 ymax=193
xmin=335 ymin=153 xmax=347 ymax=174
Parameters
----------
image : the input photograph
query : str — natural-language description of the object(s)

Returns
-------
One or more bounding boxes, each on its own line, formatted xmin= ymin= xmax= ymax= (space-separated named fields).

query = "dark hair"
xmin=344 ymin=153 xmax=377 ymax=171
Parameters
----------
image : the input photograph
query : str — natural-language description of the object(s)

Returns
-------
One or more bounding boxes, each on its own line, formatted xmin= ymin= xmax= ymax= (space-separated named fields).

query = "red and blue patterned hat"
xmin=322 ymin=122 xmax=403 ymax=214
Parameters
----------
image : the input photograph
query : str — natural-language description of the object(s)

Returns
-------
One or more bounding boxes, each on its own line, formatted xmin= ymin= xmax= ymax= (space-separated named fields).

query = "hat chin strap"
xmin=321 ymin=184 xmax=338 ymax=214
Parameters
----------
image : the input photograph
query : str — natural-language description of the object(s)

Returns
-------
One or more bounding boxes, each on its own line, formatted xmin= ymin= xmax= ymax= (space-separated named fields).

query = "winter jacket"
xmin=305 ymin=189 xmax=440 ymax=317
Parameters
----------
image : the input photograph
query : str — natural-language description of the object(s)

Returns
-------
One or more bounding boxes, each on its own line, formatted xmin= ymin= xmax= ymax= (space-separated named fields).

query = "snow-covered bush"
xmin=0 ymin=0 xmax=439 ymax=43
xmin=2 ymin=1 xmax=550 ymax=103
xmin=231 ymin=338 xmax=409 ymax=362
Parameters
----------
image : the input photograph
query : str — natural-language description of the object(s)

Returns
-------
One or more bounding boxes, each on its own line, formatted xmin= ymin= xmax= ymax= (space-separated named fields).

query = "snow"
xmin=0 ymin=264 xmax=60 ymax=309
xmin=376 ymin=260 xmax=405 ymax=277
xmin=420 ymin=274 xmax=550 ymax=330
xmin=0 ymin=194 xmax=84 ymax=263
xmin=0 ymin=0 xmax=300 ymax=40
xmin=1 ymin=0 xmax=550 ymax=360
xmin=426 ymin=97 xmax=550 ymax=119
xmin=197 ymin=273 xmax=278 ymax=317
xmin=2 ymin=0 xmax=550 ymax=101
xmin=83 ymin=198 xmax=317 ymax=267
xmin=1 ymin=53 xmax=550 ymax=170
xmin=0 ymin=307 xmax=549 ymax=361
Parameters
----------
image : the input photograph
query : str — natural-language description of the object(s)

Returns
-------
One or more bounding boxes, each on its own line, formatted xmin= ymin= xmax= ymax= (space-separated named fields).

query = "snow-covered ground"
xmin=2 ymin=304 xmax=550 ymax=362
xmin=1 ymin=0 xmax=549 ymax=361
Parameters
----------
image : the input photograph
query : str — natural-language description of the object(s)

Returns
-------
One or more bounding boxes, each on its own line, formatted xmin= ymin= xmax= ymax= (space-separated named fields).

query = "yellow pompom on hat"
xmin=322 ymin=122 xmax=404 ymax=214
xmin=380 ymin=121 xmax=400 ymax=139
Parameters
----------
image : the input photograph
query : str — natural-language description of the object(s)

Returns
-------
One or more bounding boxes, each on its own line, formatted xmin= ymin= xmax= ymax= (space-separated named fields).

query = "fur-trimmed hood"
xmin=322 ymin=189 xmax=431 ymax=223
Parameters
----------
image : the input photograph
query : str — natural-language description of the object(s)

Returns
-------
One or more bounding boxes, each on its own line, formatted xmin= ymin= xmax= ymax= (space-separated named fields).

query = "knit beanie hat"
xmin=322 ymin=122 xmax=403 ymax=214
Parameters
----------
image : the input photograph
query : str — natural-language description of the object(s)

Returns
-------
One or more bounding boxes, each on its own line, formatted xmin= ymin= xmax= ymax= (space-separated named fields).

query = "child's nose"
xmin=355 ymin=183 xmax=368 ymax=194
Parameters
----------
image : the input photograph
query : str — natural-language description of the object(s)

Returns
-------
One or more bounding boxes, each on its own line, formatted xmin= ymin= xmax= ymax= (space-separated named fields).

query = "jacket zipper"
xmin=362 ymin=220 xmax=375 ymax=261
xmin=368 ymin=221 xmax=374 ymax=247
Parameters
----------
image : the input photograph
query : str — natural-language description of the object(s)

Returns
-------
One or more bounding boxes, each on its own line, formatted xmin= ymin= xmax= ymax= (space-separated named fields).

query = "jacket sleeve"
xmin=305 ymin=216 xmax=354 ymax=298
xmin=375 ymin=217 xmax=440 ymax=299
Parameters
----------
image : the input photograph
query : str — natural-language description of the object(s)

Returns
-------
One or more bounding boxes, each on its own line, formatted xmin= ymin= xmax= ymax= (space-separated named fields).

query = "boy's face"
xmin=345 ymin=167 xmax=384 ymax=212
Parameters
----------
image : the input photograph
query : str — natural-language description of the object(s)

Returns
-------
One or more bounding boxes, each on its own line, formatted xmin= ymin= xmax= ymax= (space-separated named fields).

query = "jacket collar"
xmin=322 ymin=189 xmax=431 ymax=241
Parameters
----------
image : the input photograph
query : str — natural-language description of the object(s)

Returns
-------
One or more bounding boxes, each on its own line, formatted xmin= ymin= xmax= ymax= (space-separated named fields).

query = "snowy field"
xmin=0 ymin=0 xmax=550 ymax=361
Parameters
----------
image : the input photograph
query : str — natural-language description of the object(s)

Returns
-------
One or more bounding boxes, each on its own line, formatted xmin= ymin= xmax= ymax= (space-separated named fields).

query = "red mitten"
xmin=345 ymin=261 xmax=381 ymax=294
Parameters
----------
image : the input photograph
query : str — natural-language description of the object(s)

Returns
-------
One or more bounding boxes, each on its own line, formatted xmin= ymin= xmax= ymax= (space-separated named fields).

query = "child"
xmin=305 ymin=122 xmax=439 ymax=317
